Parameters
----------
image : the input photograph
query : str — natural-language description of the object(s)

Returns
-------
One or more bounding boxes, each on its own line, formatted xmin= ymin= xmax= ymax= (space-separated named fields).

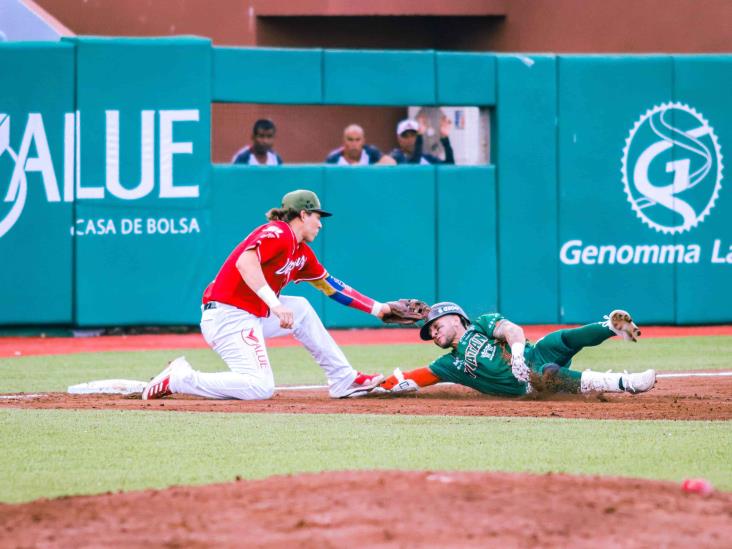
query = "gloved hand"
xmin=381 ymin=299 xmax=430 ymax=325
xmin=510 ymin=342 xmax=530 ymax=383
xmin=388 ymin=368 xmax=419 ymax=394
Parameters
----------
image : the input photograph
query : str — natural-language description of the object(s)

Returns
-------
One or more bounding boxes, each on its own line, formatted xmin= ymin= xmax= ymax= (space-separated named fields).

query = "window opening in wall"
xmin=212 ymin=104 xmax=492 ymax=166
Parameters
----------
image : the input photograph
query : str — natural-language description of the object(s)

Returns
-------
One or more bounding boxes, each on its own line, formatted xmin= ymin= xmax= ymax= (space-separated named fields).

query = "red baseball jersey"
xmin=202 ymin=221 xmax=326 ymax=317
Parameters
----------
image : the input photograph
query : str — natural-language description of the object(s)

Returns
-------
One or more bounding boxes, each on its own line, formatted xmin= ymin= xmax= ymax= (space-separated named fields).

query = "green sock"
xmin=560 ymin=323 xmax=613 ymax=352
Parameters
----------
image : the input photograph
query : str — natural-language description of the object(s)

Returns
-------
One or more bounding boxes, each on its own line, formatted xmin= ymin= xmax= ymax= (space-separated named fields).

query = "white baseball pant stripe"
xmin=169 ymin=296 xmax=357 ymax=400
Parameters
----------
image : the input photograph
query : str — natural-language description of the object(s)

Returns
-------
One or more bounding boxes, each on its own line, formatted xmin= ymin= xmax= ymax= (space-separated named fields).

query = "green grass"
xmin=0 ymin=335 xmax=730 ymax=503
xmin=0 ymin=409 xmax=730 ymax=503
xmin=579 ymin=335 xmax=732 ymax=372
xmin=1 ymin=336 xmax=731 ymax=393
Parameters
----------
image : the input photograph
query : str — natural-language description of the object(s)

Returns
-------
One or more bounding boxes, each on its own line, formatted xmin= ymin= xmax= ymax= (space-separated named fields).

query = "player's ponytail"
xmin=266 ymin=207 xmax=301 ymax=222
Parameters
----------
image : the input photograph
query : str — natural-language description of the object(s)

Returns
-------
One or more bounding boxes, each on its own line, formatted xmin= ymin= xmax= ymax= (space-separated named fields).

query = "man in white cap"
xmin=390 ymin=116 xmax=455 ymax=165
xmin=142 ymin=189 xmax=422 ymax=401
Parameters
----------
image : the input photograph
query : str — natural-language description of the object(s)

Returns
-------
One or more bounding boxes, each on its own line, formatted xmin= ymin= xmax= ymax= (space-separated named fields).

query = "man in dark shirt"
xmin=232 ymin=119 xmax=283 ymax=165
xmin=390 ymin=117 xmax=455 ymax=165
xmin=325 ymin=124 xmax=395 ymax=165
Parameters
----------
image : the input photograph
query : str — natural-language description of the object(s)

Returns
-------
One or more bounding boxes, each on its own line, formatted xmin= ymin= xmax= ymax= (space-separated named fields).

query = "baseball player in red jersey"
xmin=142 ymin=189 xmax=412 ymax=400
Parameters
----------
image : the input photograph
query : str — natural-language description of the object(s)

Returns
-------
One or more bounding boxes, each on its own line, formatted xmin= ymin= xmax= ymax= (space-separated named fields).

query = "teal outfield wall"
xmin=211 ymin=47 xmax=496 ymax=106
xmin=0 ymin=43 xmax=74 ymax=324
xmin=73 ymin=37 xmax=212 ymax=326
xmin=554 ymin=55 xmax=731 ymax=324
xmin=0 ymin=39 xmax=730 ymax=327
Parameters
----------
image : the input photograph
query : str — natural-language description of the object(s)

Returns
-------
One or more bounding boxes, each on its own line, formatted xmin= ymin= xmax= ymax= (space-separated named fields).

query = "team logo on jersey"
xmin=261 ymin=226 xmax=284 ymax=238
xmin=621 ymin=102 xmax=723 ymax=234
xmin=480 ymin=343 xmax=496 ymax=360
xmin=463 ymin=333 xmax=488 ymax=379
xmin=275 ymin=255 xmax=306 ymax=276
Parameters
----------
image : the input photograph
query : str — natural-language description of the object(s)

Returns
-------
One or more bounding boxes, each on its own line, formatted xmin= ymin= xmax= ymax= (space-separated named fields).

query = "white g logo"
xmin=621 ymin=103 xmax=723 ymax=234
xmin=0 ymin=114 xmax=29 ymax=238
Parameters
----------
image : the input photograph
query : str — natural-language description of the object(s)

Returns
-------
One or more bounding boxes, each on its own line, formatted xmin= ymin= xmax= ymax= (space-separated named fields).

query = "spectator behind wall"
xmin=232 ymin=119 xmax=283 ymax=165
xmin=390 ymin=116 xmax=454 ymax=165
xmin=325 ymin=124 xmax=396 ymax=165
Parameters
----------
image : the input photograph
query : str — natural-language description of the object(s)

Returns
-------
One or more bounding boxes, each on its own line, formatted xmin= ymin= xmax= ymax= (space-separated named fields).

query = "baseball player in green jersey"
xmin=378 ymin=302 xmax=657 ymax=396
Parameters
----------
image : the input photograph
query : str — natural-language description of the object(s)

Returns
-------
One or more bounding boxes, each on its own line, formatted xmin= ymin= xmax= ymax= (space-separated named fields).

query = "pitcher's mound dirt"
xmin=2 ymin=374 xmax=731 ymax=420
xmin=1 ymin=471 xmax=730 ymax=548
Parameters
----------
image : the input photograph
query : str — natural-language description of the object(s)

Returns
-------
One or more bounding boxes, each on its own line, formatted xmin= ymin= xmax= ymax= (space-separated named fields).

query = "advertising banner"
xmin=557 ymin=56 xmax=729 ymax=324
xmin=71 ymin=37 xmax=212 ymax=325
xmin=0 ymin=43 xmax=75 ymax=323
xmin=673 ymin=56 xmax=731 ymax=323
xmin=557 ymin=56 xmax=677 ymax=323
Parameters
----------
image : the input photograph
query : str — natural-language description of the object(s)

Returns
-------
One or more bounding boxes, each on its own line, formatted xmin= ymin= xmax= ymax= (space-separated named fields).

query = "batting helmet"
xmin=419 ymin=301 xmax=471 ymax=341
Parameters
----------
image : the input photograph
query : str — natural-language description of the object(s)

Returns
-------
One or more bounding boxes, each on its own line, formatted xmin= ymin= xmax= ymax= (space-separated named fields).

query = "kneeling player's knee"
xmin=253 ymin=377 xmax=275 ymax=400
xmin=254 ymin=386 xmax=274 ymax=400
xmin=226 ymin=373 xmax=274 ymax=400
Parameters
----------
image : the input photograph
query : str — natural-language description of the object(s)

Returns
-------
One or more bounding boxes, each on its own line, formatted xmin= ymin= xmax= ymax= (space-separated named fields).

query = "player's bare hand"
xmin=416 ymin=113 xmax=428 ymax=135
xmin=272 ymin=305 xmax=294 ymax=329
xmin=510 ymin=354 xmax=531 ymax=383
xmin=439 ymin=115 xmax=452 ymax=137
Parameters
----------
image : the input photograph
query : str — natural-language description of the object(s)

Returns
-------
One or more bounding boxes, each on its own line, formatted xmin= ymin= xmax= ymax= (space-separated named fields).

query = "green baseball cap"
xmin=281 ymin=189 xmax=332 ymax=217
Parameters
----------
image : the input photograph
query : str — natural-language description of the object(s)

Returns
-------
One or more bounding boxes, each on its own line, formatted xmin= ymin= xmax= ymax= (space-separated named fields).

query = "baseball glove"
xmin=382 ymin=299 xmax=430 ymax=325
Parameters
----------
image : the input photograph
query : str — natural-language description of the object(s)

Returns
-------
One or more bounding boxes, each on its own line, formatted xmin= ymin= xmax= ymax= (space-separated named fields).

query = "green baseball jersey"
xmin=428 ymin=313 xmax=528 ymax=396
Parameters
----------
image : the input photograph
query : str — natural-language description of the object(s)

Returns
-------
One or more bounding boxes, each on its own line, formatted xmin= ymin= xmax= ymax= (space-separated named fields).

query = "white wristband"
xmin=510 ymin=342 xmax=525 ymax=357
xmin=370 ymin=300 xmax=383 ymax=317
xmin=256 ymin=285 xmax=281 ymax=309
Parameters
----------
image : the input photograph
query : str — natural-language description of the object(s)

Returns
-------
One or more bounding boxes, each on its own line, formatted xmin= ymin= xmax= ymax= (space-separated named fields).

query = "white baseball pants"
xmin=169 ymin=296 xmax=358 ymax=400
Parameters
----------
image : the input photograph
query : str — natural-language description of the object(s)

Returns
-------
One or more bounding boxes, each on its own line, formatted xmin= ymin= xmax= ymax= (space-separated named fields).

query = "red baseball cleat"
xmin=141 ymin=356 xmax=191 ymax=400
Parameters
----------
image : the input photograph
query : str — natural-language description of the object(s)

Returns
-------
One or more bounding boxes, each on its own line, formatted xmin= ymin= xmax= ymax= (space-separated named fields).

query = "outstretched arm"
xmin=308 ymin=273 xmax=429 ymax=324
xmin=309 ymin=274 xmax=389 ymax=318
xmin=439 ymin=115 xmax=455 ymax=164
xmin=493 ymin=319 xmax=530 ymax=383
xmin=380 ymin=367 xmax=441 ymax=393
xmin=408 ymin=134 xmax=425 ymax=163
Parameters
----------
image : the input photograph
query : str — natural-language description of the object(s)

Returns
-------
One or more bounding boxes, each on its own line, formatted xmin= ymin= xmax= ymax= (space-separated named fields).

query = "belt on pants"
xmin=203 ymin=302 xmax=217 ymax=311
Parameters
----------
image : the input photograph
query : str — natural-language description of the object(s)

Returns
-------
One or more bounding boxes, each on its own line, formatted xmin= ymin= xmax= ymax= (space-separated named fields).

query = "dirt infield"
xmin=2 ymin=470 xmax=730 ymax=548
xmin=2 ymin=373 xmax=731 ymax=420
xmin=2 ymin=324 xmax=732 ymax=357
